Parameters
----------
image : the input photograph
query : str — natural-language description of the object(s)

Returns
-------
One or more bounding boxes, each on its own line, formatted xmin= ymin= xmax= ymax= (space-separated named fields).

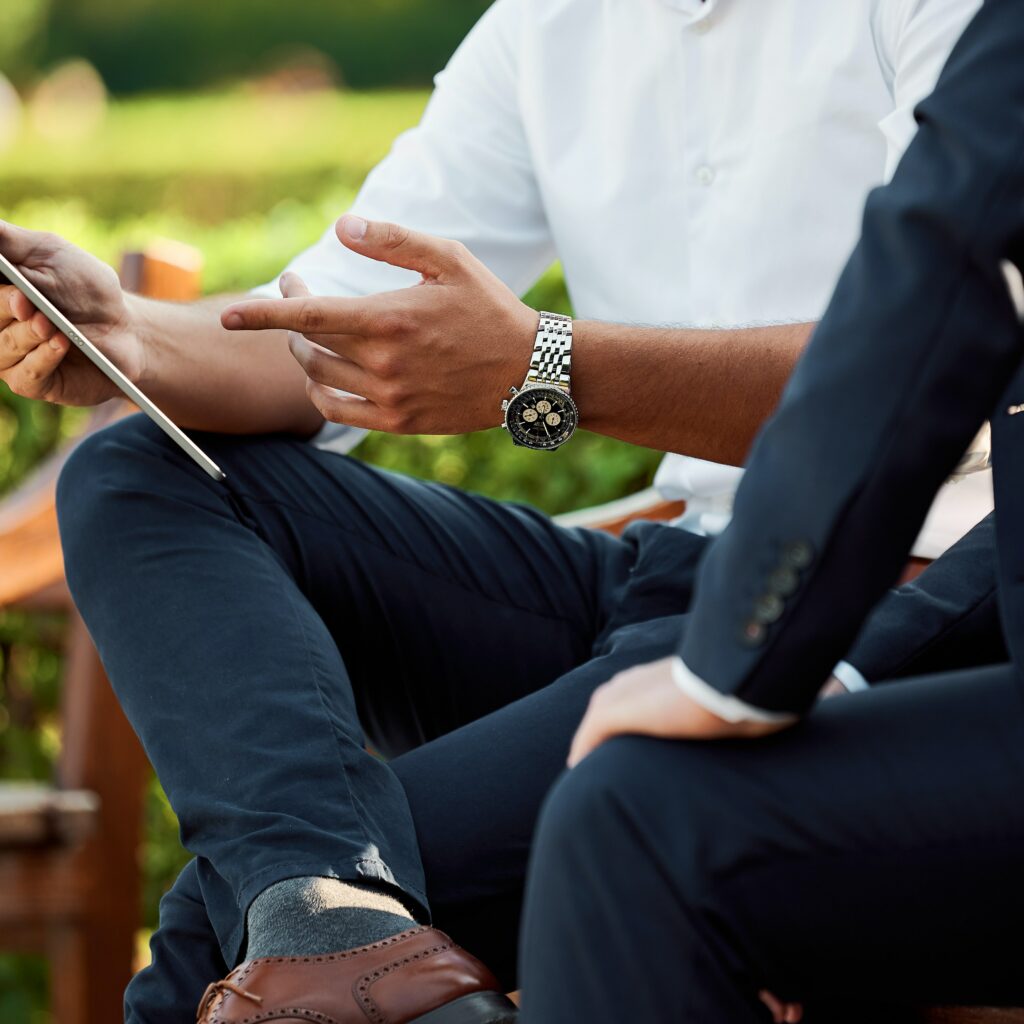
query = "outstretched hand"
xmin=221 ymin=215 xmax=537 ymax=434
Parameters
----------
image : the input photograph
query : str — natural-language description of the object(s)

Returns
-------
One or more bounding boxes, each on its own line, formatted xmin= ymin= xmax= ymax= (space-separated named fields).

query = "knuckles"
xmin=5 ymin=370 xmax=46 ymax=398
xmin=297 ymin=303 xmax=326 ymax=334
xmin=444 ymin=240 xmax=471 ymax=269
xmin=365 ymin=348 xmax=401 ymax=381
xmin=377 ymin=379 xmax=412 ymax=410
xmin=33 ymin=231 xmax=63 ymax=256
xmin=384 ymin=408 xmax=417 ymax=434
xmin=381 ymin=222 xmax=411 ymax=251
xmin=300 ymin=344 xmax=329 ymax=381
xmin=372 ymin=311 xmax=414 ymax=339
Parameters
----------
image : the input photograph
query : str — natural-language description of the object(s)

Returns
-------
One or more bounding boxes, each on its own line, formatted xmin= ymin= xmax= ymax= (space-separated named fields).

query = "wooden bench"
xmin=0 ymin=245 xmax=1017 ymax=1022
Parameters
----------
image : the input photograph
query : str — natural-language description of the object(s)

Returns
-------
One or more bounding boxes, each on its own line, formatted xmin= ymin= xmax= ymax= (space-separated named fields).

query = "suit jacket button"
xmin=782 ymin=541 xmax=814 ymax=570
xmin=769 ymin=567 xmax=798 ymax=596
xmin=740 ymin=621 xmax=768 ymax=647
xmin=754 ymin=594 xmax=785 ymax=624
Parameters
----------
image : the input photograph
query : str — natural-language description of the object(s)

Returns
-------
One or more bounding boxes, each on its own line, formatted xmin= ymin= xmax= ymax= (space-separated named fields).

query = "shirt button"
xmin=692 ymin=18 xmax=712 ymax=35
xmin=695 ymin=165 xmax=716 ymax=186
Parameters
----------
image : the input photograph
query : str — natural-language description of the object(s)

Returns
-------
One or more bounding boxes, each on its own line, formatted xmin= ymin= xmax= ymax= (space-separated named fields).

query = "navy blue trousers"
xmin=56 ymin=415 xmax=709 ymax=1022
xmin=519 ymin=665 xmax=1024 ymax=1023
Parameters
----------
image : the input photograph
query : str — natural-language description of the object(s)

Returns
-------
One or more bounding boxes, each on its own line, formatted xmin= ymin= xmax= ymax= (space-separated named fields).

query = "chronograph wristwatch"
xmin=501 ymin=311 xmax=579 ymax=450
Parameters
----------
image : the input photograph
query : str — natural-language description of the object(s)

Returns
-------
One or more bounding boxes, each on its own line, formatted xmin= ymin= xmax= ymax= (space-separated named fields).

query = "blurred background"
xmin=0 ymin=1 xmax=661 ymax=1018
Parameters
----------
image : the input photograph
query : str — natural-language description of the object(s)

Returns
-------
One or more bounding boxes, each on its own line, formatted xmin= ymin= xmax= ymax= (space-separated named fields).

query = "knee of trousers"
xmin=56 ymin=414 xmax=242 ymax=585
xmin=532 ymin=736 xmax=740 ymax=904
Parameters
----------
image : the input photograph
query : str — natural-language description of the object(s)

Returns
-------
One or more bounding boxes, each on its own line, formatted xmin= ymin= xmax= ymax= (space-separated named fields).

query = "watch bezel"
xmin=503 ymin=383 xmax=578 ymax=450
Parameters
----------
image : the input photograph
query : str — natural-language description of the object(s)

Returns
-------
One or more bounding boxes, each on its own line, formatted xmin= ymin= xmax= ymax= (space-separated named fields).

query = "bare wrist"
xmin=123 ymin=293 xmax=155 ymax=387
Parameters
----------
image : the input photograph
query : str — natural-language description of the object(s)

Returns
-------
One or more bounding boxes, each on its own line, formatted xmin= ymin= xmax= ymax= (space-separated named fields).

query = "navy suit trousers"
xmin=520 ymin=665 xmax=1024 ymax=1022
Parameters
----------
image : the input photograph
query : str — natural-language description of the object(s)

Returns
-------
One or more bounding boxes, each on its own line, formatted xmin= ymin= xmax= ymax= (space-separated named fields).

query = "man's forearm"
xmin=129 ymin=293 xmax=325 ymax=437
xmin=217 ymin=218 xmax=814 ymax=454
xmin=572 ymin=320 xmax=814 ymax=466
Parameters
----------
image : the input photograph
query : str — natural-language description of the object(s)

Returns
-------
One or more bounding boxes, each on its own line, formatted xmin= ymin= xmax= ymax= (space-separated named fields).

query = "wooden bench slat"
xmin=0 ymin=783 xmax=99 ymax=847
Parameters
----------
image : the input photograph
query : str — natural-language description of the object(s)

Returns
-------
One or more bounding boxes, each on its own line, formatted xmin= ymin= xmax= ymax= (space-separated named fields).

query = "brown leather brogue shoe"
xmin=195 ymin=926 xmax=517 ymax=1024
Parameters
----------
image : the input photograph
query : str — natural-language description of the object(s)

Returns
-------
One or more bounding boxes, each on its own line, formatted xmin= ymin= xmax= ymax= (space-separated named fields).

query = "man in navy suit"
xmin=518 ymin=0 xmax=1024 ymax=1019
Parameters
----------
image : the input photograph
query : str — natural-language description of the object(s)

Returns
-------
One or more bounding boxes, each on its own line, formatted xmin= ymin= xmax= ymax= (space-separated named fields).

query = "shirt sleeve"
xmin=670 ymin=657 xmax=797 ymax=725
xmin=251 ymin=0 xmax=553 ymax=303
xmin=874 ymin=0 xmax=983 ymax=180
xmin=831 ymin=660 xmax=871 ymax=693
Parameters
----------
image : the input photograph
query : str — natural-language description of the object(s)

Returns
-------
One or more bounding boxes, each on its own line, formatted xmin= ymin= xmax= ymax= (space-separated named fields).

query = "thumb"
xmin=336 ymin=214 xmax=465 ymax=280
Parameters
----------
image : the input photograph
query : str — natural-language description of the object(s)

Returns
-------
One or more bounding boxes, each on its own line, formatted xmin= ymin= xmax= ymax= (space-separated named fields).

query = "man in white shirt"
xmin=0 ymin=0 xmax=986 ymax=1019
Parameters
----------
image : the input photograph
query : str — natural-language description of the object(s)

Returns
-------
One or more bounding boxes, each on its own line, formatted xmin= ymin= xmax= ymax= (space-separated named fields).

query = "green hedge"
xmin=37 ymin=0 xmax=492 ymax=94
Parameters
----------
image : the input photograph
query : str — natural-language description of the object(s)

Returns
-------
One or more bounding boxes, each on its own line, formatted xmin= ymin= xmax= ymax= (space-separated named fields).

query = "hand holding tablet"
xmin=0 ymin=223 xmax=225 ymax=481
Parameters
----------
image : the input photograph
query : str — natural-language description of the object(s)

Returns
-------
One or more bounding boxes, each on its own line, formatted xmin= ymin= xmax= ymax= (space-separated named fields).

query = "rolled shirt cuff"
xmin=670 ymin=657 xmax=799 ymax=726
xmin=831 ymin=660 xmax=870 ymax=693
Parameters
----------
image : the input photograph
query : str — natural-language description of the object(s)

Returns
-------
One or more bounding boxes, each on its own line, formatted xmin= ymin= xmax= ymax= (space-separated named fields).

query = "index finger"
xmin=221 ymin=295 xmax=379 ymax=336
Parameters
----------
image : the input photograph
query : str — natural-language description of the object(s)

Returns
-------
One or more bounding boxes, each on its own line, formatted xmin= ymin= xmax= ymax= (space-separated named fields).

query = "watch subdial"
xmin=535 ymin=400 xmax=553 ymax=415
xmin=545 ymin=412 xmax=562 ymax=427
xmin=522 ymin=408 xmax=539 ymax=423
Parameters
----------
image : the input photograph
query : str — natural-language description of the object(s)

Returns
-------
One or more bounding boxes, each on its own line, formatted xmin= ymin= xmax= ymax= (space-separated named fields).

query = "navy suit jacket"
xmin=844 ymin=513 xmax=1006 ymax=684
xmin=678 ymin=0 xmax=1024 ymax=714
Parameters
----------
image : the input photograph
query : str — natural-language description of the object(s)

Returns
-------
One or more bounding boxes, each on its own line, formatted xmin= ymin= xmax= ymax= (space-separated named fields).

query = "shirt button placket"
xmin=695 ymin=164 xmax=716 ymax=186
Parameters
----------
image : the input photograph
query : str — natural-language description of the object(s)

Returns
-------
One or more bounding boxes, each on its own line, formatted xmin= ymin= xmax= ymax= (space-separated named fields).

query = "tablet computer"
xmin=0 ymin=250 xmax=226 ymax=481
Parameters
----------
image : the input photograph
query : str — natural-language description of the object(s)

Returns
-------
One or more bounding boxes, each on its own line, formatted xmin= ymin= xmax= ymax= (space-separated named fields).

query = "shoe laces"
xmin=197 ymin=978 xmax=264 ymax=1021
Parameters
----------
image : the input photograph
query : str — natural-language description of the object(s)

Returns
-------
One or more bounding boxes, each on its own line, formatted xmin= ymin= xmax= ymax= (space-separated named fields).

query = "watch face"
xmin=505 ymin=386 xmax=578 ymax=449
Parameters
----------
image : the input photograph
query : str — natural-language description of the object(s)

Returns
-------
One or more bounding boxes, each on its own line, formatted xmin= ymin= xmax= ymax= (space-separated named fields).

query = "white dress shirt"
xmin=255 ymin=0 xmax=987 ymax=563
xmin=254 ymin=0 xmax=988 ymax=721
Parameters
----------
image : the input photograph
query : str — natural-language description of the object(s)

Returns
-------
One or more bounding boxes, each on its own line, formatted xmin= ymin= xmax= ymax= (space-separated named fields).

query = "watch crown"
xmin=501 ymin=400 xmax=509 ymax=412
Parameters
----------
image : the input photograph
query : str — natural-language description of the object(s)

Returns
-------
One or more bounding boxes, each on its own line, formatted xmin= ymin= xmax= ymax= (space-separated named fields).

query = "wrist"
xmin=122 ymin=293 xmax=155 ymax=388
xmin=500 ymin=309 xmax=578 ymax=450
xmin=505 ymin=302 xmax=540 ymax=385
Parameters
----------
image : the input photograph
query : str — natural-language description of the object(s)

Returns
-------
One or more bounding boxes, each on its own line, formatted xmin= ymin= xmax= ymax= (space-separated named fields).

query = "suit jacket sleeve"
xmin=678 ymin=0 xmax=1024 ymax=714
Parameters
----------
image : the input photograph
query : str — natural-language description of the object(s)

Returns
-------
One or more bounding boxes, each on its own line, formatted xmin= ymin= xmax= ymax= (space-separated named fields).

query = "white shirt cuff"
xmin=831 ymin=660 xmax=870 ymax=694
xmin=670 ymin=657 xmax=798 ymax=725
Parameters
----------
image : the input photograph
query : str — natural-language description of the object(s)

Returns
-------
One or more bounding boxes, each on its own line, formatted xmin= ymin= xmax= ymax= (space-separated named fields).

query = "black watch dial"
xmin=506 ymin=387 xmax=578 ymax=449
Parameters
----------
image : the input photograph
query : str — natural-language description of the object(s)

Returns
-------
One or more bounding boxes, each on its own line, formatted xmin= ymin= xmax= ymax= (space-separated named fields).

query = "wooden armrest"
xmin=555 ymin=487 xmax=685 ymax=535
xmin=0 ymin=783 xmax=99 ymax=848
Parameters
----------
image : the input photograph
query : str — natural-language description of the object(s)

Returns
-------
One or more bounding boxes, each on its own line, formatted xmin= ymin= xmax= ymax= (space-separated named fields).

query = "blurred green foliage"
xmin=0 ymin=0 xmax=51 ymax=82
xmin=30 ymin=0 xmax=490 ymax=94
xmin=0 ymin=86 xmax=661 ymax=1014
xmin=1 ymin=91 xmax=430 ymax=223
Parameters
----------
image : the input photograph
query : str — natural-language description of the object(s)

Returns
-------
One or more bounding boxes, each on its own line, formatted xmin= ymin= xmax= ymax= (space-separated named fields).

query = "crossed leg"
xmin=124 ymin=614 xmax=694 ymax=1021
xmin=519 ymin=666 xmax=1024 ymax=1022
xmin=54 ymin=414 xmax=706 ymax=1021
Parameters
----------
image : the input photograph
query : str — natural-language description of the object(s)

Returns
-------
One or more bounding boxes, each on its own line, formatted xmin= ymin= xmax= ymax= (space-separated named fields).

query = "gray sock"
xmin=245 ymin=876 xmax=416 ymax=959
